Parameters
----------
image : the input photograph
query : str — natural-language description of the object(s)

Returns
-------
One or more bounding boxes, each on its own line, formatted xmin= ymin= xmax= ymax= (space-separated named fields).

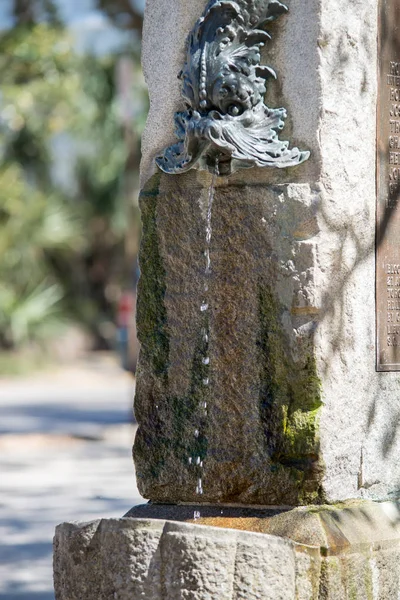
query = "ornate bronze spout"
xmin=156 ymin=0 xmax=310 ymax=176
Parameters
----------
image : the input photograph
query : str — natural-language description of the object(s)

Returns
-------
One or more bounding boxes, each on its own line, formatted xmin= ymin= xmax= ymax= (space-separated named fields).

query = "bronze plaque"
xmin=377 ymin=0 xmax=400 ymax=370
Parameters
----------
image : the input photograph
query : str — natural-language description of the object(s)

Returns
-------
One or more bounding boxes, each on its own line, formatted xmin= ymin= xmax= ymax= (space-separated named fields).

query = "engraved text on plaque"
xmin=377 ymin=0 xmax=400 ymax=370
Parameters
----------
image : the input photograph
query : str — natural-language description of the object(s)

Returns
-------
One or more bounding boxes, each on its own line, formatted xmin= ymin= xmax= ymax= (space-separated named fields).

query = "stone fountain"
xmin=54 ymin=0 xmax=400 ymax=597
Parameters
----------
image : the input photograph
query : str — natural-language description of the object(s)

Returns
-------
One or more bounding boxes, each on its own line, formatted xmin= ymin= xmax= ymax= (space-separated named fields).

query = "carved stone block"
xmin=135 ymin=0 xmax=400 ymax=505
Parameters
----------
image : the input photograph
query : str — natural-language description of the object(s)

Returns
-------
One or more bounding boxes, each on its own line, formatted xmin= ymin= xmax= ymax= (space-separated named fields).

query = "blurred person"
xmin=117 ymin=289 xmax=135 ymax=372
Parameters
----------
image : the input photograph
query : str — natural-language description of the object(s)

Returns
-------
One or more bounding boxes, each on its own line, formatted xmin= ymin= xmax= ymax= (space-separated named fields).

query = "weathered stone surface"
xmin=134 ymin=175 xmax=324 ymax=505
xmin=125 ymin=500 xmax=400 ymax=549
xmin=54 ymin=502 xmax=400 ymax=599
xmin=134 ymin=0 xmax=400 ymax=505
xmin=53 ymin=519 xmax=164 ymax=600
xmin=124 ymin=503 xmax=287 ymax=523
xmin=54 ymin=517 xmax=318 ymax=600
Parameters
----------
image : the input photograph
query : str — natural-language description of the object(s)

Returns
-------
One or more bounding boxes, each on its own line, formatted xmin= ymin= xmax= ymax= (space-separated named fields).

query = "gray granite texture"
xmin=134 ymin=174 xmax=324 ymax=505
xmin=133 ymin=0 xmax=400 ymax=505
xmin=54 ymin=501 xmax=400 ymax=600
xmin=54 ymin=518 xmax=319 ymax=600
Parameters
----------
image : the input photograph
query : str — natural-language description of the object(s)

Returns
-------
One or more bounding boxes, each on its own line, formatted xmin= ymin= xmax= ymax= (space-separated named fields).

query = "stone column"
xmin=54 ymin=2 xmax=400 ymax=598
xmin=133 ymin=0 xmax=396 ymax=506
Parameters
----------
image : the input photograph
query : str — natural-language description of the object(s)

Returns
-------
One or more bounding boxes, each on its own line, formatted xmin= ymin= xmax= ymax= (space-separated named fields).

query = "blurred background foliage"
xmin=0 ymin=0 xmax=146 ymax=370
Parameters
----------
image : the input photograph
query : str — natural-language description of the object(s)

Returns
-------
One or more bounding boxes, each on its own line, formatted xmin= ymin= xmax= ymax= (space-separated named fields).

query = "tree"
xmin=11 ymin=0 xmax=144 ymax=32
xmin=0 ymin=8 xmax=147 ymax=353
xmin=96 ymin=0 xmax=143 ymax=32
xmin=12 ymin=0 xmax=61 ymax=26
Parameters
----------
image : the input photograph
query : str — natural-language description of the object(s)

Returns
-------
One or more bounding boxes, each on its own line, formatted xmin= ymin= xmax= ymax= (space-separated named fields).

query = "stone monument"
xmin=54 ymin=0 xmax=400 ymax=597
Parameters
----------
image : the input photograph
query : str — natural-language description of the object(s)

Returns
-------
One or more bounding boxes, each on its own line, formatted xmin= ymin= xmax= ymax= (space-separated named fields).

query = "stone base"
xmin=54 ymin=501 xmax=400 ymax=599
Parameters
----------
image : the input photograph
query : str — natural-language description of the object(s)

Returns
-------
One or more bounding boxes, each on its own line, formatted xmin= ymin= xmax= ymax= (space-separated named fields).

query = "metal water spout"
xmin=156 ymin=0 xmax=310 ymax=177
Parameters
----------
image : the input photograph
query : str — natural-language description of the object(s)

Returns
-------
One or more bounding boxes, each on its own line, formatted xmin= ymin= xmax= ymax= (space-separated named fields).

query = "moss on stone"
xmin=136 ymin=173 xmax=170 ymax=378
xmin=135 ymin=180 xmax=326 ymax=504
xmin=257 ymin=282 xmax=324 ymax=501
xmin=363 ymin=559 xmax=374 ymax=600
xmin=133 ymin=174 xmax=172 ymax=490
xmin=169 ymin=330 xmax=210 ymax=464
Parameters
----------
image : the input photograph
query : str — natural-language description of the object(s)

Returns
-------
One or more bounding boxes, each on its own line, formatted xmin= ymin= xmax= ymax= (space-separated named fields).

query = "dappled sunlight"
xmin=0 ymin=1 xmax=145 ymax=598
xmin=0 ymin=355 xmax=143 ymax=598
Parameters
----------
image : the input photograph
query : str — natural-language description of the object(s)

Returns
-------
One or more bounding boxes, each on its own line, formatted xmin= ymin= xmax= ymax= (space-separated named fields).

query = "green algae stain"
xmin=170 ymin=331 xmax=210 ymax=465
xmin=133 ymin=174 xmax=172 ymax=490
xmin=135 ymin=175 xmax=211 ymax=495
xmin=364 ymin=559 xmax=374 ymax=600
xmin=141 ymin=338 xmax=210 ymax=491
xmin=136 ymin=173 xmax=170 ymax=378
xmin=257 ymin=283 xmax=324 ymax=502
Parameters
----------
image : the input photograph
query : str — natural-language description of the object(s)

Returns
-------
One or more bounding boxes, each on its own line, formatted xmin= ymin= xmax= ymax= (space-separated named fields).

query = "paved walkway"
xmin=0 ymin=356 xmax=144 ymax=599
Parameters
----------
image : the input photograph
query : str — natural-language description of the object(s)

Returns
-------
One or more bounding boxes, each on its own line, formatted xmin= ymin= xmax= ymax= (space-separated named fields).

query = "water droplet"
xmin=193 ymin=159 xmax=218 ymax=498
xmin=204 ymin=249 xmax=211 ymax=273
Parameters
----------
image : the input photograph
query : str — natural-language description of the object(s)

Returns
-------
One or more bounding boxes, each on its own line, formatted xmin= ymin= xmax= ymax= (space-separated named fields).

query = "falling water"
xmin=189 ymin=158 xmax=219 ymax=498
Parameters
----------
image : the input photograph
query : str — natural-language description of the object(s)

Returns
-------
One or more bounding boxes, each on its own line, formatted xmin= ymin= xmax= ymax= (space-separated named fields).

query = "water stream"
xmin=190 ymin=159 xmax=219 ymax=498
